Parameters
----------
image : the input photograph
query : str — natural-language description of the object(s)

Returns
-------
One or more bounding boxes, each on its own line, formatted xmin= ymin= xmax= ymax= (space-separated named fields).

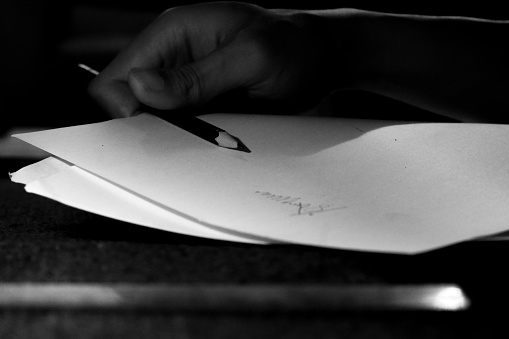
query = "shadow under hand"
xmin=191 ymin=90 xmax=458 ymax=157
xmin=201 ymin=113 xmax=410 ymax=157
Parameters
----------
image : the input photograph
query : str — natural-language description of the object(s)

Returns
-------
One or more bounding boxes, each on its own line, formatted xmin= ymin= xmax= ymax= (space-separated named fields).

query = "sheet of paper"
xmin=10 ymin=157 xmax=266 ymax=244
xmin=13 ymin=113 xmax=509 ymax=254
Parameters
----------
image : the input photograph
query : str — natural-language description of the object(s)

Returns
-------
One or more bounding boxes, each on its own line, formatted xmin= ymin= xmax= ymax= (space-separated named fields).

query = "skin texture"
xmin=89 ymin=2 xmax=509 ymax=122
xmin=88 ymin=2 xmax=335 ymax=118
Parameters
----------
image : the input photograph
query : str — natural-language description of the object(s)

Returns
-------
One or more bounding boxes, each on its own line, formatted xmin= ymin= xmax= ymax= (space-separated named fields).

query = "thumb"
xmin=128 ymin=66 xmax=203 ymax=110
xmin=128 ymin=44 xmax=252 ymax=110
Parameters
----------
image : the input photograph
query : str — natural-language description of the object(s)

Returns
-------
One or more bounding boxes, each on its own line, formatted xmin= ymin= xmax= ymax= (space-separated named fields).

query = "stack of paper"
xmin=9 ymin=113 xmax=509 ymax=254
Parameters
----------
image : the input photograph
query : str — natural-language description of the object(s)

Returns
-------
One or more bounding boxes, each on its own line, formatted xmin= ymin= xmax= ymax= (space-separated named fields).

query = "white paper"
xmin=10 ymin=157 xmax=266 ymax=244
xmin=13 ymin=113 xmax=509 ymax=254
xmin=9 ymin=157 xmax=70 ymax=184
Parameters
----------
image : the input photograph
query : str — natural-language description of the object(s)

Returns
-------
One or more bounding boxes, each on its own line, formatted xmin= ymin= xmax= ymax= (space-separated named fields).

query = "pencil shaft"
xmin=77 ymin=63 xmax=251 ymax=153
xmin=145 ymin=106 xmax=251 ymax=153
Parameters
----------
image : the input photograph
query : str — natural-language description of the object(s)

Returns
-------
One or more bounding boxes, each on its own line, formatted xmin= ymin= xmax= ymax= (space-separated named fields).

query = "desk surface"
xmin=1 ymin=158 xmax=509 ymax=338
xmin=0 ymin=161 xmax=475 ymax=285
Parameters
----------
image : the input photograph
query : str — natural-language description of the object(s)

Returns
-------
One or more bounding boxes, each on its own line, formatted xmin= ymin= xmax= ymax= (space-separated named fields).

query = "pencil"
xmin=78 ymin=64 xmax=251 ymax=153
xmin=143 ymin=106 xmax=251 ymax=153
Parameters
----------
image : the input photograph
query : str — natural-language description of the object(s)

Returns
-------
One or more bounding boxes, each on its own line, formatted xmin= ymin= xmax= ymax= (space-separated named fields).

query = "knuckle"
xmin=87 ymin=77 xmax=112 ymax=110
xmin=86 ymin=77 xmax=132 ymax=118
xmin=87 ymin=77 xmax=102 ymax=101
xmin=169 ymin=65 xmax=204 ymax=105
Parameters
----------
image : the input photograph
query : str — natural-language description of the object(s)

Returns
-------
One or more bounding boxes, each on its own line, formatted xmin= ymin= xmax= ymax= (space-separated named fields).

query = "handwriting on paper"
xmin=255 ymin=191 xmax=346 ymax=216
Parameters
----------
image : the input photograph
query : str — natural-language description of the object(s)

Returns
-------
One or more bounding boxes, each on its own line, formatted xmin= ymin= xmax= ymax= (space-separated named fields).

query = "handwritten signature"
xmin=254 ymin=191 xmax=346 ymax=216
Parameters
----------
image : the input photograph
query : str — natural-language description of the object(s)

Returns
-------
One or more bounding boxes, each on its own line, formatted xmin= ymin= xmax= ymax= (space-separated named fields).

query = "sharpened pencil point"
xmin=234 ymin=138 xmax=251 ymax=153
xmin=215 ymin=132 xmax=251 ymax=153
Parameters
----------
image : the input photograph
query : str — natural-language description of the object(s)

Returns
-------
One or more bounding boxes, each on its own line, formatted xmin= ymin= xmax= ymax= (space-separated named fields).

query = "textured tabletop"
xmin=1 ymin=159 xmax=507 ymax=338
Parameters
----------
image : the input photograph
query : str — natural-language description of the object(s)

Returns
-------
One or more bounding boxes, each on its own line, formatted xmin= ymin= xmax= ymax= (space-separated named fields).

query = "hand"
xmin=88 ymin=2 xmax=337 ymax=118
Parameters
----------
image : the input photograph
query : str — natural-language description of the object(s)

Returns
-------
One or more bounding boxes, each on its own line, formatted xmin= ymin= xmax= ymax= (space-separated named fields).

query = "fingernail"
xmin=131 ymin=68 xmax=165 ymax=92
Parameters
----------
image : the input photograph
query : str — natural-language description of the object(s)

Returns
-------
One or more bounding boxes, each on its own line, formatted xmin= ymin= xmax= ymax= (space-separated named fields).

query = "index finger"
xmin=88 ymin=9 xmax=189 ymax=117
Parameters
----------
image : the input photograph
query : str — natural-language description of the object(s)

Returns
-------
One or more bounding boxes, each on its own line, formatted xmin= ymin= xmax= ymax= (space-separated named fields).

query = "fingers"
xmin=87 ymin=3 xmax=315 ymax=118
xmin=127 ymin=37 xmax=264 ymax=110
xmin=87 ymin=9 xmax=190 ymax=118
xmin=88 ymin=3 xmax=261 ymax=118
xmin=87 ymin=77 xmax=139 ymax=118
xmin=128 ymin=65 xmax=207 ymax=110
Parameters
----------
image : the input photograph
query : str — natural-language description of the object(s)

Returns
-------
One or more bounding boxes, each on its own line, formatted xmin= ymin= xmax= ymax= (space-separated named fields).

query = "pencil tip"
xmin=236 ymin=140 xmax=251 ymax=153
xmin=215 ymin=132 xmax=251 ymax=153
